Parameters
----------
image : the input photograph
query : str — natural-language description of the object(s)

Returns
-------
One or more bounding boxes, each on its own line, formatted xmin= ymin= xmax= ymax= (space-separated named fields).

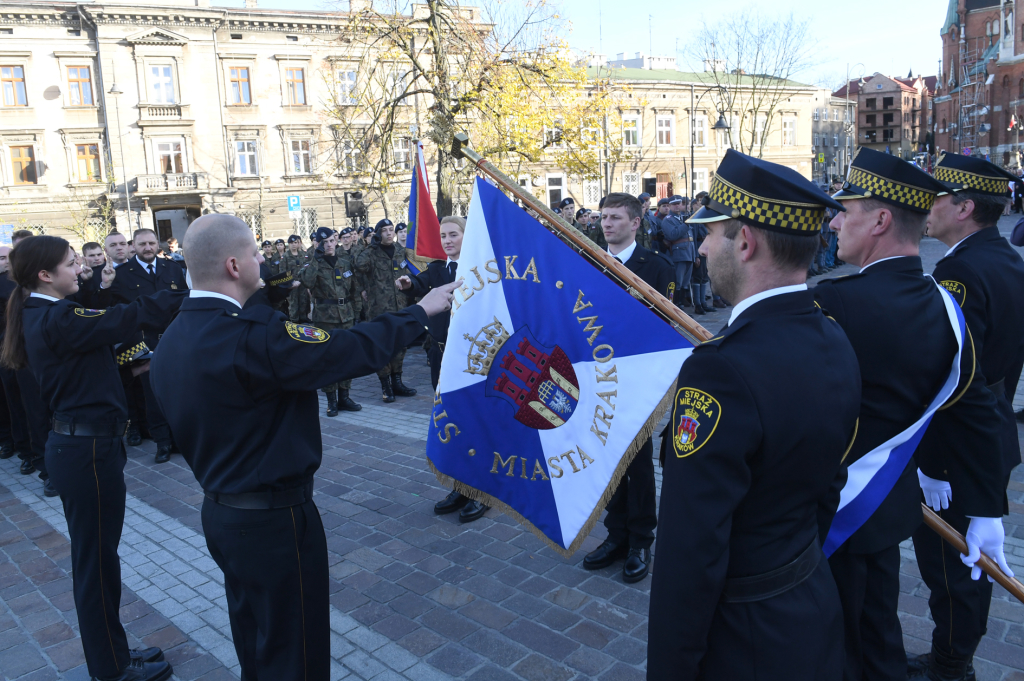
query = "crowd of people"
xmin=0 ymin=146 xmax=1022 ymax=681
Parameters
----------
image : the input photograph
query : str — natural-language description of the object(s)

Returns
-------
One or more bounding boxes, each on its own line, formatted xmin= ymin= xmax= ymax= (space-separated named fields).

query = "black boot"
xmin=126 ymin=425 xmax=142 ymax=447
xmin=391 ymin=373 xmax=417 ymax=397
xmin=380 ymin=375 xmax=396 ymax=403
xmin=338 ymin=389 xmax=362 ymax=412
xmin=154 ymin=443 xmax=171 ymax=464
xmin=0 ymin=443 xmax=13 ymax=460
xmin=325 ymin=391 xmax=339 ymax=417
xmin=907 ymin=648 xmax=973 ymax=681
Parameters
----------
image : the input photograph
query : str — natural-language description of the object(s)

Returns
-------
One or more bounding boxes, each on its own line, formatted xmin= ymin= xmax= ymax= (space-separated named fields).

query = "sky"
xmin=210 ymin=0 xmax=945 ymax=89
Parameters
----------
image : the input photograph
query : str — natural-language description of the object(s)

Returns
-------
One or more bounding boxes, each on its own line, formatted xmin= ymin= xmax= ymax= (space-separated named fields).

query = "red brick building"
xmin=835 ymin=74 xmax=935 ymax=161
xmin=934 ymin=0 xmax=1024 ymax=169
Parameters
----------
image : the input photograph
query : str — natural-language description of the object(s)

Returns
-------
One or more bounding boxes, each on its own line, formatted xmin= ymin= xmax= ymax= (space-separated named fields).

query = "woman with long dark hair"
xmin=2 ymin=235 xmax=183 ymax=681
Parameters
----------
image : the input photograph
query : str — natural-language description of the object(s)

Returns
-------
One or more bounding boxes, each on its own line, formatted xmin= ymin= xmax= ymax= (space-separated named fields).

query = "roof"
xmin=585 ymin=66 xmax=812 ymax=89
xmin=941 ymin=0 xmax=959 ymax=36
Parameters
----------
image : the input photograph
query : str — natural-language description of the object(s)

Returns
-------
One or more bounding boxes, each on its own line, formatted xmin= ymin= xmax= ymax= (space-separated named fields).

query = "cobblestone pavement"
xmin=2 ymin=218 xmax=1024 ymax=680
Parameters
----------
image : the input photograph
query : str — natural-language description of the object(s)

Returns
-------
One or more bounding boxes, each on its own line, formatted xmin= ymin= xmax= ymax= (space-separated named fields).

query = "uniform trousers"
xmin=673 ymin=261 xmax=693 ymax=305
xmin=202 ymin=497 xmax=329 ymax=681
xmin=375 ymin=349 xmax=406 ymax=379
xmin=16 ymin=367 xmax=49 ymax=478
xmin=603 ymin=437 xmax=656 ymax=550
xmin=912 ymin=505 xmax=994 ymax=661
xmin=318 ymin=323 xmax=352 ymax=392
xmin=428 ymin=341 xmax=443 ymax=391
xmin=138 ymin=371 xmax=172 ymax=447
xmin=828 ymin=543 xmax=906 ymax=681
xmin=694 ymin=559 xmax=843 ymax=681
xmin=45 ymin=433 xmax=130 ymax=679
xmin=0 ymin=365 xmax=27 ymax=452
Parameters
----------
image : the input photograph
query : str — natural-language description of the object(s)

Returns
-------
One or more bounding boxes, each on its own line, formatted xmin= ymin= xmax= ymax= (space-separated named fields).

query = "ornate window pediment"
xmin=126 ymin=28 xmax=189 ymax=46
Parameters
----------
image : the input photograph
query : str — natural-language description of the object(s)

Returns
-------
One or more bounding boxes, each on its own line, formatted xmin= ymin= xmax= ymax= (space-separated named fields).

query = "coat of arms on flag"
xmin=427 ymin=178 xmax=694 ymax=556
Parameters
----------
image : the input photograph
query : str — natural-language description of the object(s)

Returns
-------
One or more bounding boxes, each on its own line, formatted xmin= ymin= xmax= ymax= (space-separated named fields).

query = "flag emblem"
xmin=671 ymin=387 xmax=721 ymax=458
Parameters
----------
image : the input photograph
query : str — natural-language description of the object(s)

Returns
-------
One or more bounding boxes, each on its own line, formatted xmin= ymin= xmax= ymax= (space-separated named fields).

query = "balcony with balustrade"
xmin=134 ymin=172 xmax=210 ymax=194
xmin=136 ymin=103 xmax=194 ymax=129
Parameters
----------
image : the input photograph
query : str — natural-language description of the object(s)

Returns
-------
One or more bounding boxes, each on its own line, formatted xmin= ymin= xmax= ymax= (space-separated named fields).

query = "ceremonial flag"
xmin=823 ymin=285 xmax=966 ymax=556
xmin=407 ymin=141 xmax=446 ymax=261
xmin=427 ymin=178 xmax=693 ymax=556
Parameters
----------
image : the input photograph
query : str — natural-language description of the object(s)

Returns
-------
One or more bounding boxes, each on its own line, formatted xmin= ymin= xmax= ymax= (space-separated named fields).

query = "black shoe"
xmin=325 ymin=391 xmax=339 ymax=417
xmin=92 ymin=657 xmax=173 ymax=681
xmin=459 ymin=500 xmax=488 ymax=523
xmin=19 ymin=458 xmax=35 ymax=475
xmin=391 ymin=373 xmax=417 ymax=397
xmin=907 ymin=650 xmax=974 ymax=681
xmin=380 ymin=376 xmax=396 ymax=403
xmin=700 ymin=304 xmax=715 ymax=314
xmin=434 ymin=490 xmax=469 ymax=515
xmin=583 ymin=540 xmax=628 ymax=570
xmin=338 ymin=389 xmax=362 ymax=412
xmin=692 ymin=305 xmax=705 ymax=315
xmin=42 ymin=478 xmax=58 ymax=498
xmin=126 ymin=426 xmax=142 ymax=447
xmin=154 ymin=444 xmax=171 ymax=464
xmin=130 ymin=647 xmax=165 ymax=664
xmin=0 ymin=443 xmax=13 ymax=460
xmin=623 ymin=547 xmax=651 ymax=583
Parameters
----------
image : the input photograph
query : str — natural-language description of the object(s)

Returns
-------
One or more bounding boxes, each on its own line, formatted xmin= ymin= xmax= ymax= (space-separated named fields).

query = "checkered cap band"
xmin=934 ymin=166 xmax=1010 ymax=195
xmin=267 ymin=271 xmax=294 ymax=287
xmin=847 ymin=167 xmax=936 ymax=211
xmin=708 ymin=177 xmax=824 ymax=233
xmin=116 ymin=342 xmax=148 ymax=366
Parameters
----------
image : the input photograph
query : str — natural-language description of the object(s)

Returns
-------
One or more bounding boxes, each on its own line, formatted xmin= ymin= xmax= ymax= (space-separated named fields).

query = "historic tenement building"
xmin=810 ymin=88 xmax=856 ymax=184
xmin=833 ymin=74 xmax=935 ymax=163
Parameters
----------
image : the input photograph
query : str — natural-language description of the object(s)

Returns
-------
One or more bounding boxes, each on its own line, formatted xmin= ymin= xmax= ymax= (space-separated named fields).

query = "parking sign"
xmin=287 ymin=195 xmax=301 ymax=219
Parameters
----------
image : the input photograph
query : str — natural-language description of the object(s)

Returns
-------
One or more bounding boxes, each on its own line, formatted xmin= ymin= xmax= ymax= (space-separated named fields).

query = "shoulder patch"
xmin=939 ymin=280 xmax=966 ymax=307
xmin=666 ymin=281 xmax=675 ymax=301
xmin=73 ymin=308 xmax=106 ymax=317
xmin=285 ymin=321 xmax=330 ymax=343
xmin=671 ymin=387 xmax=722 ymax=458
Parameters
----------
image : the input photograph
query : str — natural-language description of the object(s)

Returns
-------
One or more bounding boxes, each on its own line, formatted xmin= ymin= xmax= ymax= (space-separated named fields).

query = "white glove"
xmin=918 ymin=469 xmax=952 ymax=511
xmin=962 ymin=517 xmax=1014 ymax=582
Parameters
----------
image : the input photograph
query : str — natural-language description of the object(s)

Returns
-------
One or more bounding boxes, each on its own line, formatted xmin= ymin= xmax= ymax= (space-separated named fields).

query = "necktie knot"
xmin=448 ymin=261 xmax=457 ymax=279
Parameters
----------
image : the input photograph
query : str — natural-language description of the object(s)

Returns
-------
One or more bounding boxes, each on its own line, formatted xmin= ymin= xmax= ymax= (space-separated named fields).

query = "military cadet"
xmin=814 ymin=148 xmax=1006 ymax=681
xmin=260 ymin=240 xmax=274 ymax=263
xmin=283 ymin=234 xmax=311 ymax=322
xmin=906 ymin=153 xmax=1024 ymax=681
xmin=582 ymin=193 xmax=674 ymax=583
xmin=689 ymin=212 xmax=711 ymax=315
xmin=660 ymin=195 xmax=696 ymax=308
xmin=269 ymin=238 xmax=286 ymax=274
xmin=3 ymin=235 xmax=180 ymax=681
xmin=300 ymin=226 xmax=363 ymax=415
xmin=635 ymin=193 xmax=655 ymax=251
xmin=648 ymin=150 xmax=861 ymax=681
xmin=354 ymin=218 xmax=417 ymax=402
xmin=557 ymin=197 xmax=579 ymax=227
xmin=149 ymin=215 xmax=457 ymax=681
xmin=394 ymin=222 xmax=408 ymax=248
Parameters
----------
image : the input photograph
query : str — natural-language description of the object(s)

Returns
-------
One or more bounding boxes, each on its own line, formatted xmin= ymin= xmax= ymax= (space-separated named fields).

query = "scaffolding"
xmin=955 ymin=36 xmax=991 ymax=153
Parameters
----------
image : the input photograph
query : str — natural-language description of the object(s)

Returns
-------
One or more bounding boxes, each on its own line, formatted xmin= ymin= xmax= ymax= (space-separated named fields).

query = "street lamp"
xmin=689 ymin=83 xmax=730 ymax=198
xmin=107 ymin=81 xmax=133 ymax=231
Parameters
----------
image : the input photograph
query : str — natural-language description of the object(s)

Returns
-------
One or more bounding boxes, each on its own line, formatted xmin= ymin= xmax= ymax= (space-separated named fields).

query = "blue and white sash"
xmin=823 ymin=282 xmax=967 ymax=556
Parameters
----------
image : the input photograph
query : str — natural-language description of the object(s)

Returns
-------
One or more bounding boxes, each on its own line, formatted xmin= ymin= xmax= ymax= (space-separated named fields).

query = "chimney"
xmin=244 ymin=0 xmax=257 ymax=6
xmin=350 ymin=0 xmax=372 ymax=11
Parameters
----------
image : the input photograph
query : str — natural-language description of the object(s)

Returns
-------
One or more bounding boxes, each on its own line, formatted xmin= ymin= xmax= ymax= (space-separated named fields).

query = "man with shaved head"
xmin=149 ymin=214 xmax=459 ymax=681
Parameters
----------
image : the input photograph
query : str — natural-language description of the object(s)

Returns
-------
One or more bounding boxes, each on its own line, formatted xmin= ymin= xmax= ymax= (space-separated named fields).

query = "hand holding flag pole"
xmin=450 ymin=133 xmax=712 ymax=346
xmin=922 ymin=504 xmax=1024 ymax=604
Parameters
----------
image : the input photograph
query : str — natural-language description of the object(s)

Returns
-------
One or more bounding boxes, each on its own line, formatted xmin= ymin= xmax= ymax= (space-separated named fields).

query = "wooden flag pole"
xmin=451 ymin=133 xmax=713 ymax=346
xmin=921 ymin=504 xmax=1024 ymax=604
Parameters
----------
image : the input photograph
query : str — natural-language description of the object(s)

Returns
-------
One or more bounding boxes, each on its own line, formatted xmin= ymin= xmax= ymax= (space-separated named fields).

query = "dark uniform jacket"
xmin=927 ymin=226 xmax=1024 ymax=486
xmin=149 ymin=297 xmax=429 ymax=494
xmin=660 ymin=213 xmax=695 ymax=262
xmin=22 ymin=291 xmax=184 ymax=423
xmin=648 ymin=289 xmax=861 ymax=680
xmin=244 ymin=263 xmax=291 ymax=310
xmin=813 ymin=257 xmax=1005 ymax=551
xmin=104 ymin=257 xmax=187 ymax=349
xmin=622 ymin=244 xmax=674 ymax=301
xmin=406 ymin=260 xmax=456 ymax=345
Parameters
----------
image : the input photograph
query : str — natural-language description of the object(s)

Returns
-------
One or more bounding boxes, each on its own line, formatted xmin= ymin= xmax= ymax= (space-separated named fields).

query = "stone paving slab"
xmin=2 ymin=218 xmax=1024 ymax=680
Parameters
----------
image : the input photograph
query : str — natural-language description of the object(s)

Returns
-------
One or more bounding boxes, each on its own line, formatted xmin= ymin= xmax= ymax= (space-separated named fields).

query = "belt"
xmin=315 ymin=297 xmax=348 ymax=306
xmin=721 ymin=537 xmax=821 ymax=603
xmin=672 ymin=238 xmax=694 ymax=243
xmin=205 ymin=481 xmax=313 ymax=510
xmin=986 ymin=378 xmax=1005 ymax=397
xmin=51 ymin=419 xmax=129 ymax=437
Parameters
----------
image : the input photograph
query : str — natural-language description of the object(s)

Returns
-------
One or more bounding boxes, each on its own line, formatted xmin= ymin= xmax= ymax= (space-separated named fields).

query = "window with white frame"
xmin=393 ymin=137 xmax=411 ymax=170
xmin=581 ymin=127 xmax=601 ymax=149
xmin=67 ymin=66 xmax=94 ymax=106
xmin=234 ymin=140 xmax=258 ymax=176
xmin=782 ymin=117 xmax=796 ymax=146
xmin=656 ymin=115 xmax=674 ymax=146
xmin=148 ymin=65 xmax=176 ymax=104
xmin=336 ymin=69 xmax=357 ymax=105
xmin=584 ymin=178 xmax=601 ymax=206
xmin=753 ymin=116 xmax=767 ymax=147
xmin=833 ymin=109 xmax=840 ymax=121
xmin=622 ymin=115 xmax=640 ymax=148
xmin=386 ymin=69 xmax=411 ymax=105
xmin=154 ymin=138 xmax=184 ymax=174
xmin=716 ymin=114 xmax=738 ymax=149
xmin=813 ymin=108 xmax=819 ymax=121
xmin=544 ymin=119 xmax=565 ymax=149
xmin=813 ymin=133 xmax=820 ymax=147
xmin=291 ymin=139 xmax=312 ymax=174
xmin=833 ymin=134 xmax=839 ymax=147
xmin=623 ymin=172 xmax=640 ymax=195
xmin=693 ymin=168 xmax=708 ymax=193
xmin=337 ymin=137 xmax=362 ymax=173
xmin=693 ymin=115 xmax=707 ymax=147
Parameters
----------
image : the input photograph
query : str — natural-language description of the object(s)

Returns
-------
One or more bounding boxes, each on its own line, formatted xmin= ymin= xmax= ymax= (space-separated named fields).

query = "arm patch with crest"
xmin=671 ymin=386 xmax=722 ymax=458
xmin=285 ymin=322 xmax=330 ymax=343
xmin=73 ymin=308 xmax=106 ymax=317
xmin=939 ymin=280 xmax=966 ymax=307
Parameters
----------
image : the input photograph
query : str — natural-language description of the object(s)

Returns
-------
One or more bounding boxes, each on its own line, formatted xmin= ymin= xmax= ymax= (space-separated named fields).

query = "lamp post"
xmin=689 ymin=83 xmax=730 ymax=198
xmin=107 ymin=81 xmax=133 ymax=231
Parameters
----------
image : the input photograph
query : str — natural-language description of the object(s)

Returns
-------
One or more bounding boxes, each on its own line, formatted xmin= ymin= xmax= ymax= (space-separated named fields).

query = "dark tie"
xmin=448 ymin=261 xmax=457 ymax=282
xmin=147 ymin=263 xmax=155 ymax=279
xmin=614 ymin=256 xmax=622 ymax=264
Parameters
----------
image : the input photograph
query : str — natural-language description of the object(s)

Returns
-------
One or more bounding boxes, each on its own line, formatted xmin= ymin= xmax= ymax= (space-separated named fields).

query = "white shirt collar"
xmin=189 ymin=289 xmax=243 ymax=309
xmin=445 ymin=257 xmax=458 ymax=267
xmin=859 ymin=255 xmax=909 ymax=273
xmin=607 ymin=239 xmax=637 ymax=264
xmin=728 ymin=284 xmax=808 ymax=327
xmin=944 ymin=230 xmax=982 ymax=257
xmin=28 ymin=292 xmax=61 ymax=302
xmin=136 ymin=255 xmax=157 ymax=271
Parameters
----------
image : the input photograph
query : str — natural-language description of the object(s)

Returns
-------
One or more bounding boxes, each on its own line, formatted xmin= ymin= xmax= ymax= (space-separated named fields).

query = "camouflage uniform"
xmin=283 ymin=250 xmax=311 ymax=322
xmin=299 ymin=250 xmax=362 ymax=392
xmin=636 ymin=215 xmax=654 ymax=251
xmin=354 ymin=241 xmax=412 ymax=378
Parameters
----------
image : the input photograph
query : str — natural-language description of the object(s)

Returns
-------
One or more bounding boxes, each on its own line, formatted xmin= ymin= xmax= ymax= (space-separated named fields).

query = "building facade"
xmin=834 ymin=73 xmax=934 ymax=163
xmin=810 ymin=89 xmax=856 ymax=184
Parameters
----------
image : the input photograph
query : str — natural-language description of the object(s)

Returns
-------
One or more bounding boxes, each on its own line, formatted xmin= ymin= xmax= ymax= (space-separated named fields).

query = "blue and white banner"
xmin=823 ymin=283 xmax=966 ymax=556
xmin=427 ymin=178 xmax=693 ymax=555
